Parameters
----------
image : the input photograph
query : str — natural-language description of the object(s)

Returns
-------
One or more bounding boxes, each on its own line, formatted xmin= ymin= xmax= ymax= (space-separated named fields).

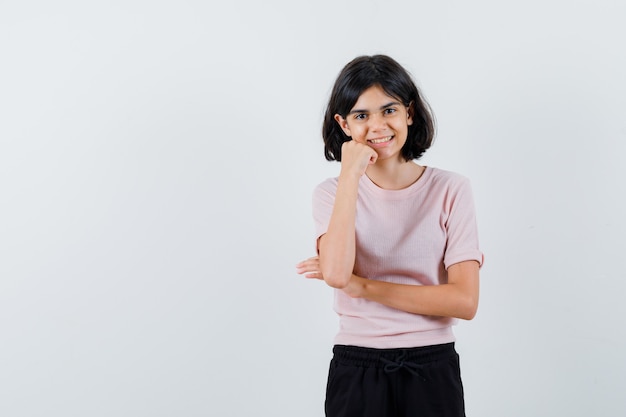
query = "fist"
xmin=340 ymin=140 xmax=378 ymax=177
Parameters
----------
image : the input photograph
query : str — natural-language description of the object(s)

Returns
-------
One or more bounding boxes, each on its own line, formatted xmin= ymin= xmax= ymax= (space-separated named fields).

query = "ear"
xmin=406 ymin=101 xmax=414 ymax=126
xmin=334 ymin=114 xmax=351 ymax=137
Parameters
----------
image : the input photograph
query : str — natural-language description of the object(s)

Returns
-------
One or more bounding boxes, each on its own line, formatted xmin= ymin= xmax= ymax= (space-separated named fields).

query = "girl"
xmin=296 ymin=55 xmax=483 ymax=417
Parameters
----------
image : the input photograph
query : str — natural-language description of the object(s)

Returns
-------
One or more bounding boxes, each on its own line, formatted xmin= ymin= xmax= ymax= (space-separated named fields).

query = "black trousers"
xmin=325 ymin=343 xmax=465 ymax=417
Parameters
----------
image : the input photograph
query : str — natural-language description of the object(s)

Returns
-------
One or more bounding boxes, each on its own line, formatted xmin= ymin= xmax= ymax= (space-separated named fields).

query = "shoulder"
xmin=312 ymin=177 xmax=339 ymax=204
xmin=313 ymin=177 xmax=339 ymax=195
xmin=426 ymin=168 xmax=477 ymax=215
xmin=426 ymin=167 xmax=472 ymax=191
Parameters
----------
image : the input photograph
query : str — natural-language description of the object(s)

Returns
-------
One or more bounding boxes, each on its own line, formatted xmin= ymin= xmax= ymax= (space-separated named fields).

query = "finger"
xmin=296 ymin=257 xmax=319 ymax=268
xmin=296 ymin=256 xmax=319 ymax=264
xmin=296 ymin=264 xmax=320 ymax=275
xmin=305 ymin=272 xmax=323 ymax=280
xmin=296 ymin=266 xmax=320 ymax=275
xmin=295 ymin=266 xmax=311 ymax=275
xmin=369 ymin=149 xmax=378 ymax=164
xmin=296 ymin=257 xmax=320 ymax=267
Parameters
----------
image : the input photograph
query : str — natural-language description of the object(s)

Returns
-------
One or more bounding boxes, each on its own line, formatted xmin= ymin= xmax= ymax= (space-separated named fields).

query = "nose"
xmin=368 ymin=113 xmax=387 ymax=131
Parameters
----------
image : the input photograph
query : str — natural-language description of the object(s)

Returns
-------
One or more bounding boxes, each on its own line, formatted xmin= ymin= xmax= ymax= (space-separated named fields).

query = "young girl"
xmin=296 ymin=55 xmax=483 ymax=417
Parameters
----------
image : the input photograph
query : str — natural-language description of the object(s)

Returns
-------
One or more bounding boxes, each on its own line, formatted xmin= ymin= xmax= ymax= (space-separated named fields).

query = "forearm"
xmin=319 ymin=173 xmax=360 ymax=288
xmin=346 ymin=262 xmax=480 ymax=320
xmin=360 ymin=280 xmax=476 ymax=319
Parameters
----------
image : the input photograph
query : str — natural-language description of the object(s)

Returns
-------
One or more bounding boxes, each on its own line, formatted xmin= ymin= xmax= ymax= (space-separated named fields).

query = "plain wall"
xmin=1 ymin=1 xmax=625 ymax=416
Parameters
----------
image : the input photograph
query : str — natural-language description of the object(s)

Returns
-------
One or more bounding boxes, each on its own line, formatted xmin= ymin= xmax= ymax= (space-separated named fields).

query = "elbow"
xmin=460 ymin=308 xmax=477 ymax=321
xmin=458 ymin=297 xmax=479 ymax=320
xmin=323 ymin=272 xmax=351 ymax=289
xmin=319 ymin=257 xmax=352 ymax=289
xmin=320 ymin=264 xmax=351 ymax=289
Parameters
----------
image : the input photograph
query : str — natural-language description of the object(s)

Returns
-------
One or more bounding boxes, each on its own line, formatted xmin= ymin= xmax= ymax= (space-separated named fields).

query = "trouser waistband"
xmin=332 ymin=342 xmax=456 ymax=368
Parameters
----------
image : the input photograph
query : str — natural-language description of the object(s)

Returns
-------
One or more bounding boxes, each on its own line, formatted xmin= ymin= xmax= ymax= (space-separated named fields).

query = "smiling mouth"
xmin=367 ymin=136 xmax=393 ymax=144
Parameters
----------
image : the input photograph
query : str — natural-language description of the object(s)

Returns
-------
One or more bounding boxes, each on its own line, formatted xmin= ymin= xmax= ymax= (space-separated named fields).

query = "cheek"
xmin=349 ymin=124 xmax=367 ymax=137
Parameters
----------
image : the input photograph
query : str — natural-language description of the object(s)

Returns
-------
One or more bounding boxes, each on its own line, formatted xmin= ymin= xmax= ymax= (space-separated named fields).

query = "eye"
xmin=353 ymin=113 xmax=367 ymax=120
xmin=383 ymin=108 xmax=397 ymax=115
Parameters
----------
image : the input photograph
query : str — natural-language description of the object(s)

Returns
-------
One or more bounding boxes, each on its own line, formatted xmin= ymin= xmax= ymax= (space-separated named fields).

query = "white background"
xmin=1 ymin=1 xmax=625 ymax=416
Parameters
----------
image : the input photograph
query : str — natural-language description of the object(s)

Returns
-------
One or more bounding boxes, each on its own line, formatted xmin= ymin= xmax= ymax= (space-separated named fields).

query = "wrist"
xmin=338 ymin=168 xmax=363 ymax=183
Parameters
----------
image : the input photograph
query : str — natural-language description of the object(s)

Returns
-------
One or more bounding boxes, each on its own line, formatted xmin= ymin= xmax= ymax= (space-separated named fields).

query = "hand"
xmin=340 ymin=140 xmax=378 ymax=178
xmin=295 ymin=256 xmax=323 ymax=280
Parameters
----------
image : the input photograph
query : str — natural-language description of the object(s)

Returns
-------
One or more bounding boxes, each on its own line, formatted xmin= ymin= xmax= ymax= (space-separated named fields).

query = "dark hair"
xmin=322 ymin=55 xmax=435 ymax=161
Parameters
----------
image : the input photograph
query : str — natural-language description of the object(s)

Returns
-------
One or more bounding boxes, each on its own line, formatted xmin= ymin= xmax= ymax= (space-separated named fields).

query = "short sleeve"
xmin=312 ymin=179 xmax=337 ymax=252
xmin=443 ymin=177 xmax=484 ymax=269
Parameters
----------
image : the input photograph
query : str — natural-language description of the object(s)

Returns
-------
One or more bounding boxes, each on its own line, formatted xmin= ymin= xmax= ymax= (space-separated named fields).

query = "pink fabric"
xmin=312 ymin=167 xmax=483 ymax=348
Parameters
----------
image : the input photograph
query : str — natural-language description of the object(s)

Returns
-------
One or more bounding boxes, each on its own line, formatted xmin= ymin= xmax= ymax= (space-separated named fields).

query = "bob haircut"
xmin=322 ymin=55 xmax=435 ymax=162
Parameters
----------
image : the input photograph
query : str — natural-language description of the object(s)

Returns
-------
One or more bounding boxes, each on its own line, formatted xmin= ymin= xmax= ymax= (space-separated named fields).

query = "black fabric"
xmin=325 ymin=343 xmax=465 ymax=417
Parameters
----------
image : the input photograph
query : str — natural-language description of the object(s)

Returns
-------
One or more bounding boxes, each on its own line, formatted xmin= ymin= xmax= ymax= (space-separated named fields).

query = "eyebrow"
xmin=348 ymin=101 xmax=401 ymax=115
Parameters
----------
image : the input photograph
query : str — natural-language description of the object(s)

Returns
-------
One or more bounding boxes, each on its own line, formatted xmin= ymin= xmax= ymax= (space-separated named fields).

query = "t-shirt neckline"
xmin=361 ymin=166 xmax=433 ymax=199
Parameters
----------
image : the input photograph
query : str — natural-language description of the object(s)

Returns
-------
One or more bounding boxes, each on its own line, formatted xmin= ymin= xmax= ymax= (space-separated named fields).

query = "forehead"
xmin=351 ymin=85 xmax=401 ymax=110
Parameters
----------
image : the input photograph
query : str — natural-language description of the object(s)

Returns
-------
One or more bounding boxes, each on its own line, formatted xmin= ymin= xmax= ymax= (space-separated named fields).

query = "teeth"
xmin=369 ymin=136 xmax=392 ymax=144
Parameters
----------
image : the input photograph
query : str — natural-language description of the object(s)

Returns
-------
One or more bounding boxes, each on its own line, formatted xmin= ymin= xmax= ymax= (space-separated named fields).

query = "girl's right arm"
xmin=318 ymin=141 xmax=377 ymax=288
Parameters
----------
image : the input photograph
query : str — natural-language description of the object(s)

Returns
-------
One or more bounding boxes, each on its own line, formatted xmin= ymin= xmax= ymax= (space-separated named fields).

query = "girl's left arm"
xmin=344 ymin=260 xmax=479 ymax=320
xmin=296 ymin=257 xmax=479 ymax=320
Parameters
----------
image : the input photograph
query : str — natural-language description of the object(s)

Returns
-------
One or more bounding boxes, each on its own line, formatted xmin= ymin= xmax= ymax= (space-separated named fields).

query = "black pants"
xmin=325 ymin=343 xmax=465 ymax=417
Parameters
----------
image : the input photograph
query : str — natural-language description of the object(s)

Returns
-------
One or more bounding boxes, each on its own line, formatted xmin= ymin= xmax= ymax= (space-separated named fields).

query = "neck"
xmin=366 ymin=159 xmax=425 ymax=190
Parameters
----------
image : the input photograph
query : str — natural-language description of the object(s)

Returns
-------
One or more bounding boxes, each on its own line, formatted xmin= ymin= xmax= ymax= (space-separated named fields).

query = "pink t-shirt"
xmin=313 ymin=167 xmax=483 ymax=348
